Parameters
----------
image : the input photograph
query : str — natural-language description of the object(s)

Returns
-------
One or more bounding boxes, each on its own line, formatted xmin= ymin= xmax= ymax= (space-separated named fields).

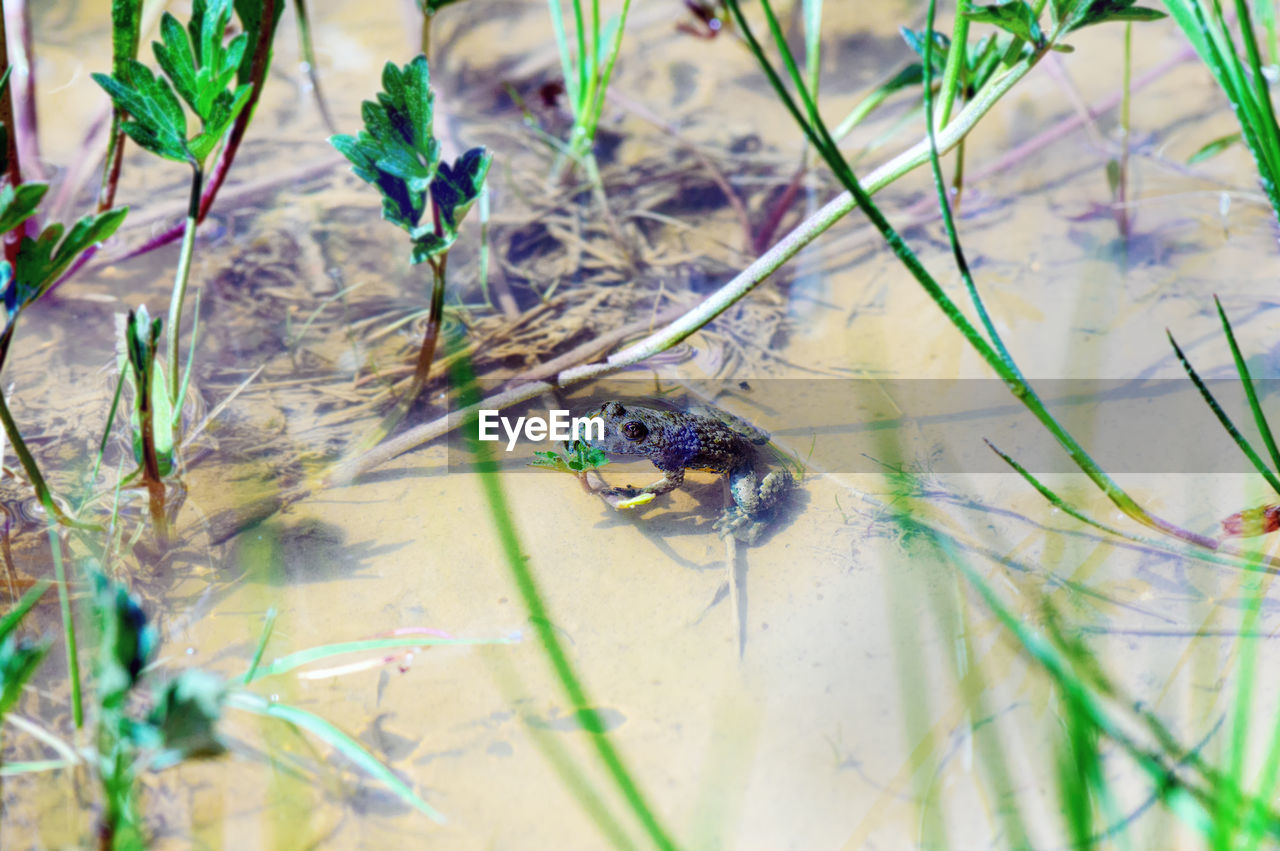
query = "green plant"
xmin=1163 ymin=0 xmax=1280 ymax=225
xmin=330 ymin=55 xmax=490 ymax=417
xmin=546 ymin=0 xmax=633 ymax=167
xmin=92 ymin=0 xmax=253 ymax=414
xmin=529 ymin=440 xmax=610 ymax=474
xmin=0 ymin=581 xmax=50 ymax=728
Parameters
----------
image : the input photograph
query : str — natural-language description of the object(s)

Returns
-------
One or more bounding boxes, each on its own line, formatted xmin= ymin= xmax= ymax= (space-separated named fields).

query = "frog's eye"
xmin=621 ymin=420 xmax=647 ymax=441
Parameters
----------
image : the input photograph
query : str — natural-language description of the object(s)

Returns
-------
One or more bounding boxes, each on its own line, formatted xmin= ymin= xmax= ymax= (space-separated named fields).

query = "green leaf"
xmin=226 ymin=690 xmax=446 ymax=823
xmin=92 ymin=571 xmax=157 ymax=709
xmin=0 ymin=631 xmax=49 ymax=719
xmin=331 ymin=56 xmax=444 ymax=240
xmin=0 ymin=182 xmax=48 ymax=236
xmin=122 ymin=305 xmax=175 ymax=475
xmin=961 ymin=0 xmax=1045 ymax=47
xmin=95 ymin=0 xmax=251 ymax=169
xmin=900 ymin=28 xmax=952 ymax=73
xmin=529 ymin=441 xmax=610 ymax=473
xmin=429 ymin=147 xmax=491 ymax=235
xmin=14 ymin=206 xmax=129 ymax=305
xmin=1188 ymin=131 xmax=1244 ymax=164
xmin=93 ymin=63 xmax=191 ymax=163
xmin=147 ymin=670 xmax=227 ymax=768
xmin=1063 ymin=0 xmax=1165 ymax=33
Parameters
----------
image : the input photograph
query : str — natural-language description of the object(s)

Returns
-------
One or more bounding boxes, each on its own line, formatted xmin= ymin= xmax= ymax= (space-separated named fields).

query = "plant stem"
xmin=166 ymin=164 xmax=202 ymax=411
xmin=332 ymin=41 xmax=1197 ymax=484
xmin=98 ymin=0 xmax=143 ymax=213
xmin=292 ymin=0 xmax=336 ymax=133
xmin=408 ymin=254 xmax=448 ymax=397
xmin=1116 ymin=21 xmax=1132 ymax=240
xmin=419 ymin=2 xmax=432 ymax=58
xmin=41 ymin=499 xmax=81 ymax=729
xmin=0 ymin=377 xmax=73 ymax=528
xmin=4 ymin=0 xmax=41 ymax=183
xmin=452 ymin=352 xmax=677 ymax=850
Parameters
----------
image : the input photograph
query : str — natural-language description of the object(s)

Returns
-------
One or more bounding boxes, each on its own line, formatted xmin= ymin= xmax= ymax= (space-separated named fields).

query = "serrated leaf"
xmin=331 ymin=56 xmax=445 ymax=240
xmin=1064 ymin=0 xmax=1165 ymax=33
xmin=430 ymin=147 xmax=491 ymax=234
xmin=154 ymin=13 xmax=199 ymax=113
xmin=961 ymin=0 xmax=1045 ymax=47
xmin=0 ymin=182 xmax=48 ymax=236
xmin=93 ymin=64 xmax=191 ymax=163
xmin=96 ymin=0 xmax=249 ymax=169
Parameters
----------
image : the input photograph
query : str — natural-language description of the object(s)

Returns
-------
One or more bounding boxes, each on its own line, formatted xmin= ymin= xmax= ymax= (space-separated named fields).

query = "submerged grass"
xmin=450 ymin=347 xmax=677 ymax=849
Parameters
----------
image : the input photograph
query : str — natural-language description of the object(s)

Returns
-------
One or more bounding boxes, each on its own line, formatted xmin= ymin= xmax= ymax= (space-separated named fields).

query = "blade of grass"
xmin=225 ymin=689 xmax=446 ymax=823
xmin=0 ymin=579 xmax=48 ymax=636
xmin=244 ymin=634 xmax=518 ymax=683
xmin=1214 ymin=295 xmax=1280 ymax=478
xmin=449 ymin=347 xmax=677 ymax=850
xmin=1167 ymin=329 xmax=1280 ymax=496
xmin=724 ymin=0 xmax=1215 ymax=549
xmin=240 ymin=607 xmax=278 ymax=685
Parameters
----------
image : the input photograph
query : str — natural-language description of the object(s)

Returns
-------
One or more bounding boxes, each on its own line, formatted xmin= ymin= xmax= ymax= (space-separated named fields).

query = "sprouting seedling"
xmin=92 ymin=0 xmax=252 ymax=416
xmin=122 ymin=305 xmax=173 ymax=540
xmin=546 ymin=0 xmax=633 ymax=169
xmin=330 ymin=55 xmax=491 ymax=409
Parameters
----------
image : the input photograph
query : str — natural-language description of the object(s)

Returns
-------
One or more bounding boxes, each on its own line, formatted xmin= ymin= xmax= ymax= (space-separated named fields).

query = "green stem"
xmin=452 ymin=353 xmax=677 ymax=850
xmin=937 ymin=10 xmax=970 ymax=130
xmin=166 ymin=164 xmax=202 ymax=412
xmin=408 ymin=254 xmax=448 ymax=397
xmin=420 ymin=4 xmax=432 ymax=58
xmin=41 ymin=497 xmax=82 ymax=729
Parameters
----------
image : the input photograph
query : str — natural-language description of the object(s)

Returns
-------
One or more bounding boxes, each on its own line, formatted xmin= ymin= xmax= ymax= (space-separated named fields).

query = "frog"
xmin=581 ymin=400 xmax=794 ymax=544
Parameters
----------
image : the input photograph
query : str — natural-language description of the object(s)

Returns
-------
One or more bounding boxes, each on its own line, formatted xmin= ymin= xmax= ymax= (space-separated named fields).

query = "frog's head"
xmin=581 ymin=400 xmax=668 ymax=460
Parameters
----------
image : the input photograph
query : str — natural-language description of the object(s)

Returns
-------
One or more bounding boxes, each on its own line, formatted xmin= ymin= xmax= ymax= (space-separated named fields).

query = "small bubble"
xmin=186 ymin=647 xmax=196 ymax=655
xmin=270 ymin=694 xmax=279 ymax=703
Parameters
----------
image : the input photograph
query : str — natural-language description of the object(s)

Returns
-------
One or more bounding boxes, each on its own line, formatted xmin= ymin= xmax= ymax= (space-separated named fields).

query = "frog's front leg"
xmin=604 ymin=466 xmax=685 ymax=500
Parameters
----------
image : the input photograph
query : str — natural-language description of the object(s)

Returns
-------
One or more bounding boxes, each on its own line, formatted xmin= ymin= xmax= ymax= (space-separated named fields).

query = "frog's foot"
xmin=713 ymin=506 xmax=769 ymax=545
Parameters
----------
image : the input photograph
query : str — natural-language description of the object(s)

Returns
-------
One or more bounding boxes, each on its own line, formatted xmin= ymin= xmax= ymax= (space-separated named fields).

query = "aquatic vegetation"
xmin=93 ymin=0 xmax=252 ymax=412
xmin=546 ymin=0 xmax=632 ymax=168
xmin=1164 ymin=0 xmax=1280 ymax=225
xmin=529 ymin=440 xmax=611 ymax=475
xmin=6 ymin=0 xmax=1280 ymax=846
xmin=331 ymin=55 xmax=491 ymax=412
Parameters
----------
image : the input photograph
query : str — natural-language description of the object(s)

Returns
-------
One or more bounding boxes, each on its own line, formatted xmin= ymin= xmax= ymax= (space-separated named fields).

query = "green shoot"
xmin=545 ymin=0 xmax=633 ymax=168
xmin=1163 ymin=0 xmax=1280 ymax=225
xmin=122 ymin=306 xmax=172 ymax=541
xmin=331 ymin=56 xmax=491 ymax=413
xmin=721 ymin=0 xmax=1214 ymax=549
xmin=92 ymin=0 xmax=252 ymax=413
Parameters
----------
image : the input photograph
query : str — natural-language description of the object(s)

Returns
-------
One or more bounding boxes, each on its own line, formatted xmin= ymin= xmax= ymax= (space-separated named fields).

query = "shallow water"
xmin=5 ymin=1 xmax=1280 ymax=848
